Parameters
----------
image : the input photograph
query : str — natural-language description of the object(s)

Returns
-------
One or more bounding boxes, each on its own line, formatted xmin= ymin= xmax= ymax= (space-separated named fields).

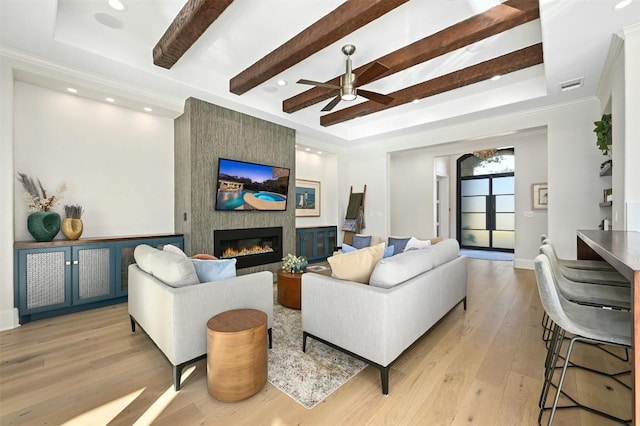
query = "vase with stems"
xmin=61 ymin=205 xmax=83 ymax=240
xmin=17 ymin=173 xmax=66 ymax=242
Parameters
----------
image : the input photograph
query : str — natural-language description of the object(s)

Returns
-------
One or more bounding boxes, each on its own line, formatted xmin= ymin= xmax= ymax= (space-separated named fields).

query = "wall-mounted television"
xmin=215 ymin=158 xmax=290 ymax=211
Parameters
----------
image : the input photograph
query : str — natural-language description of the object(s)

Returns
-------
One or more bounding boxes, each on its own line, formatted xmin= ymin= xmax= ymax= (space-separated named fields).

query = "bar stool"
xmin=541 ymin=239 xmax=629 ymax=286
xmin=534 ymin=254 xmax=631 ymax=425
xmin=541 ymin=238 xmax=614 ymax=271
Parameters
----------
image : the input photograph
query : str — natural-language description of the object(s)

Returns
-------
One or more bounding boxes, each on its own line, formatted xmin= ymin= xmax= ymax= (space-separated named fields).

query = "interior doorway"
xmin=456 ymin=148 xmax=515 ymax=252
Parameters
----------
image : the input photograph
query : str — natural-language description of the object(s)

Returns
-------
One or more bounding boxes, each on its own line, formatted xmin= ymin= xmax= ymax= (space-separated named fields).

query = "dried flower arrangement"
xmin=17 ymin=173 xmax=66 ymax=212
xmin=64 ymin=205 xmax=83 ymax=219
xmin=282 ymin=253 xmax=308 ymax=273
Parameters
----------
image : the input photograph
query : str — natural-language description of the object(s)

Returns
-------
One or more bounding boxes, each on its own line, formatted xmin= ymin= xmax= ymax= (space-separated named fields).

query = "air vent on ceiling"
xmin=559 ymin=77 xmax=584 ymax=92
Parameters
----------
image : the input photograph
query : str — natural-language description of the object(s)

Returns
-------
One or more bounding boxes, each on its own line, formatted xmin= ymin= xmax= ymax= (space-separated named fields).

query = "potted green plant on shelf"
xmin=282 ymin=253 xmax=308 ymax=273
xmin=594 ymin=113 xmax=612 ymax=157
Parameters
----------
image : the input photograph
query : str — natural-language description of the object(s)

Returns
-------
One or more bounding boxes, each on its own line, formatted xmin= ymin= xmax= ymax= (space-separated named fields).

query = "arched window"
xmin=460 ymin=148 xmax=515 ymax=177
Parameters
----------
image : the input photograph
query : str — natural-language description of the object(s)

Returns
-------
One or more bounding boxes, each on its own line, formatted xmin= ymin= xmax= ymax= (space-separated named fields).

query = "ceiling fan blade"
xmin=356 ymin=61 xmax=389 ymax=86
xmin=297 ymin=79 xmax=340 ymax=89
xmin=357 ymin=89 xmax=394 ymax=105
xmin=321 ymin=95 xmax=342 ymax=112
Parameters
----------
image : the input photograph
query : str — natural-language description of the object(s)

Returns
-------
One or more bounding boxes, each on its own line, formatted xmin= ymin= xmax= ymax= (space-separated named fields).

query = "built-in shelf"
xmin=600 ymin=161 xmax=612 ymax=176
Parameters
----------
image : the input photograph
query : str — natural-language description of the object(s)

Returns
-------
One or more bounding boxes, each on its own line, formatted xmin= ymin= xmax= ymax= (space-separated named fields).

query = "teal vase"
xmin=27 ymin=211 xmax=61 ymax=242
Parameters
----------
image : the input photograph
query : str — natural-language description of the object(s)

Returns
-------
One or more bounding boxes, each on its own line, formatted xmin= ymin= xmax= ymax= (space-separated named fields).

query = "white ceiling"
xmin=1 ymin=0 xmax=638 ymax=147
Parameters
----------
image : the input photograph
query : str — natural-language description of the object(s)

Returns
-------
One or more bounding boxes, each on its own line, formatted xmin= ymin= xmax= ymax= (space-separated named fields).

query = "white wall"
xmin=1 ymin=82 xmax=175 ymax=330
xmin=388 ymin=129 xmax=547 ymax=267
xmin=344 ymin=98 xmax=603 ymax=266
xmin=13 ymin=83 xmax=175 ymax=240
xmin=294 ymin=144 xmax=339 ymax=228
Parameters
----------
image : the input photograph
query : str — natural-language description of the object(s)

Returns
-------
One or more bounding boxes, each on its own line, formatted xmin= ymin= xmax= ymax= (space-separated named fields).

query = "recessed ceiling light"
xmin=317 ymin=151 xmax=323 ymax=155
xmin=94 ymin=13 xmax=123 ymax=29
xmin=412 ymin=99 xmax=420 ymax=104
xmin=108 ymin=0 xmax=127 ymax=11
xmin=66 ymin=87 xmax=78 ymax=93
xmin=305 ymin=148 xmax=311 ymax=152
xmin=490 ymin=75 xmax=501 ymax=81
xmin=276 ymin=79 xmax=287 ymax=86
xmin=105 ymin=97 xmax=115 ymax=103
xmin=614 ymin=0 xmax=632 ymax=9
xmin=144 ymin=107 xmax=152 ymax=112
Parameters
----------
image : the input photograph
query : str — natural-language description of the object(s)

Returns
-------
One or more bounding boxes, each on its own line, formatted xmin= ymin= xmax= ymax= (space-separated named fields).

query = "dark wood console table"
xmin=577 ymin=230 xmax=640 ymax=424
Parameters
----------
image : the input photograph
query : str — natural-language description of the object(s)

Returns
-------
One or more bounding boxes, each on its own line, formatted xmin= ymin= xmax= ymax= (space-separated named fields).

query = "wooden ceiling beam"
xmin=283 ymin=0 xmax=539 ymax=114
xmin=153 ymin=0 xmax=234 ymax=69
xmin=229 ymin=0 xmax=409 ymax=95
xmin=319 ymin=43 xmax=544 ymax=127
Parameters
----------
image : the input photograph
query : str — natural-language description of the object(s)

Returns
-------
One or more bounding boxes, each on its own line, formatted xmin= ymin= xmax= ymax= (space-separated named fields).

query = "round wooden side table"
xmin=206 ymin=309 xmax=268 ymax=402
xmin=277 ymin=269 xmax=303 ymax=309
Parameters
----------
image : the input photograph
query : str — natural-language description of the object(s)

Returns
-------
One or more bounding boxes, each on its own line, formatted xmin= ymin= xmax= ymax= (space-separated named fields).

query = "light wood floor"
xmin=0 ymin=259 xmax=632 ymax=425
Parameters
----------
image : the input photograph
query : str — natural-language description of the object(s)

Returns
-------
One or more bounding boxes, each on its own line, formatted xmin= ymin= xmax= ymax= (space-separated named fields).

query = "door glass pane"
xmin=493 ymin=231 xmax=515 ymax=249
xmin=461 ymin=179 xmax=489 ymax=196
xmin=495 ymin=195 xmax=514 ymax=212
xmin=493 ymin=176 xmax=514 ymax=195
xmin=461 ymin=213 xmax=486 ymax=230
xmin=461 ymin=230 xmax=489 ymax=247
xmin=461 ymin=196 xmax=485 ymax=213
xmin=495 ymin=213 xmax=515 ymax=230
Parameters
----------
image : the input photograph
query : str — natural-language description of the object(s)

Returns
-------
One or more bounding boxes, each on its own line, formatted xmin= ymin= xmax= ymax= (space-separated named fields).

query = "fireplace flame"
xmin=222 ymin=244 xmax=274 ymax=259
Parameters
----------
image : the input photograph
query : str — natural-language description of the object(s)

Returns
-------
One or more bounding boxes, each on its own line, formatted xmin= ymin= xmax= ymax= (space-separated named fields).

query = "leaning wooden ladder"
xmin=342 ymin=185 xmax=366 ymax=245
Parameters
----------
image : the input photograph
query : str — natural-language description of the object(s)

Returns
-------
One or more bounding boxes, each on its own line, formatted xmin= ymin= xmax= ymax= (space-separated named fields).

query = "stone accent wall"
xmin=174 ymin=98 xmax=296 ymax=275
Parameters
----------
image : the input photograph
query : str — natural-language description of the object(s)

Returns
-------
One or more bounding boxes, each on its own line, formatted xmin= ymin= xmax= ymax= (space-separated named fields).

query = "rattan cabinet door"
xmin=16 ymin=247 xmax=72 ymax=314
xmin=72 ymin=244 xmax=115 ymax=305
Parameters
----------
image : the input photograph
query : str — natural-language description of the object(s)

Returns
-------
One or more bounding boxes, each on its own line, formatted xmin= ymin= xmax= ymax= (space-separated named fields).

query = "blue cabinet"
xmin=296 ymin=226 xmax=337 ymax=263
xmin=14 ymin=234 xmax=183 ymax=324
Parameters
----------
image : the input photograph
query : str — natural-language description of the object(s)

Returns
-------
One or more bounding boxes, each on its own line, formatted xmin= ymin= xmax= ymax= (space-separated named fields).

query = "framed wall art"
xmin=532 ymin=183 xmax=548 ymax=210
xmin=295 ymin=179 xmax=320 ymax=217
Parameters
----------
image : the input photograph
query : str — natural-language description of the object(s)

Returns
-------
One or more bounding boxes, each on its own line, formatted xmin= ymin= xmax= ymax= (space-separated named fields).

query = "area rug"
xmin=268 ymin=294 xmax=366 ymax=409
xmin=460 ymin=249 xmax=514 ymax=261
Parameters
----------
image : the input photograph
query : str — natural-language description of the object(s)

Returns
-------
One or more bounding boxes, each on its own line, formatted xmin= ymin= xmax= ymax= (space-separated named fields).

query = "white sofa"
xmin=301 ymin=239 xmax=467 ymax=394
xmin=128 ymin=245 xmax=274 ymax=390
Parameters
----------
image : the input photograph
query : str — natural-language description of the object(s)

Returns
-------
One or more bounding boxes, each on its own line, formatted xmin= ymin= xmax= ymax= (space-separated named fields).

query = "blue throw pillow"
xmin=388 ymin=237 xmax=411 ymax=255
xmin=191 ymin=258 xmax=237 ymax=283
xmin=342 ymin=243 xmax=358 ymax=253
xmin=351 ymin=235 xmax=372 ymax=249
xmin=384 ymin=245 xmax=395 ymax=258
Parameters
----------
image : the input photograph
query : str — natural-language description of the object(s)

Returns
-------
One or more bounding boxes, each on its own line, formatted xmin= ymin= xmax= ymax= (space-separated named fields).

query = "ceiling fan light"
xmin=341 ymin=93 xmax=357 ymax=101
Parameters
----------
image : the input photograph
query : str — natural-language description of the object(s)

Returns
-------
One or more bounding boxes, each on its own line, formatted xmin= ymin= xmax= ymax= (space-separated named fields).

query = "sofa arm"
xmin=301 ymin=273 xmax=396 ymax=366
xmin=129 ymin=265 xmax=273 ymax=366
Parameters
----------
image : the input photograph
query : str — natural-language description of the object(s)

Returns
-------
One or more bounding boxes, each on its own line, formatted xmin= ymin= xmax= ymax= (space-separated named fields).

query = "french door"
xmin=458 ymin=173 xmax=515 ymax=251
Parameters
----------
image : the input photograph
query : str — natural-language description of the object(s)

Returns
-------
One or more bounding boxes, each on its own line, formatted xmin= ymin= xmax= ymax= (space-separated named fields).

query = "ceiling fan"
xmin=297 ymin=44 xmax=394 ymax=112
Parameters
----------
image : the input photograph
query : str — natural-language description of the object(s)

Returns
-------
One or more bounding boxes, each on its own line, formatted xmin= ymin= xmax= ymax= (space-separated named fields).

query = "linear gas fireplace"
xmin=214 ymin=227 xmax=283 ymax=269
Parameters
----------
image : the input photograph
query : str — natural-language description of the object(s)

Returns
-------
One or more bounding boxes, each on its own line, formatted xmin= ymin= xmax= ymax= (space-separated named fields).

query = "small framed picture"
xmin=532 ymin=183 xmax=548 ymax=210
xmin=295 ymin=179 xmax=320 ymax=217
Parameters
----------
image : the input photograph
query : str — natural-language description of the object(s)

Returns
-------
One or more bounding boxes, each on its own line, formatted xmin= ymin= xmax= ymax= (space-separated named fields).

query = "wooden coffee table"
xmin=277 ymin=263 xmax=332 ymax=310
xmin=206 ymin=309 xmax=267 ymax=402
xmin=277 ymin=270 xmax=303 ymax=309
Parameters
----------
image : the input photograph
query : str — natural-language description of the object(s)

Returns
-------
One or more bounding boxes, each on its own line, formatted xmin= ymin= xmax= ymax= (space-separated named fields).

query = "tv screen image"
xmin=215 ymin=158 xmax=290 ymax=211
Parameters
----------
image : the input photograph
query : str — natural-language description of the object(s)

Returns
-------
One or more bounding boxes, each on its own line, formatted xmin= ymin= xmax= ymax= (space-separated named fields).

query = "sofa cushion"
xmin=404 ymin=236 xmax=431 ymax=251
xmin=192 ymin=258 xmax=237 ymax=282
xmin=134 ymin=244 xmax=157 ymax=275
xmin=369 ymin=247 xmax=436 ymax=288
xmin=192 ymin=253 xmax=218 ymax=260
xmin=150 ymin=250 xmax=200 ymax=288
xmin=344 ymin=242 xmax=394 ymax=258
xmin=431 ymin=238 xmax=460 ymax=267
xmin=163 ymin=243 xmax=188 ymax=257
xmin=351 ymin=234 xmax=372 ymax=249
xmin=388 ymin=237 xmax=410 ymax=255
xmin=328 ymin=243 xmax=385 ymax=284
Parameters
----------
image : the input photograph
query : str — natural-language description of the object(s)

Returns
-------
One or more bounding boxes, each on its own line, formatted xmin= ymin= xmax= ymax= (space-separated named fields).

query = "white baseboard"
xmin=0 ymin=307 xmax=20 ymax=331
xmin=514 ymin=258 xmax=534 ymax=270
